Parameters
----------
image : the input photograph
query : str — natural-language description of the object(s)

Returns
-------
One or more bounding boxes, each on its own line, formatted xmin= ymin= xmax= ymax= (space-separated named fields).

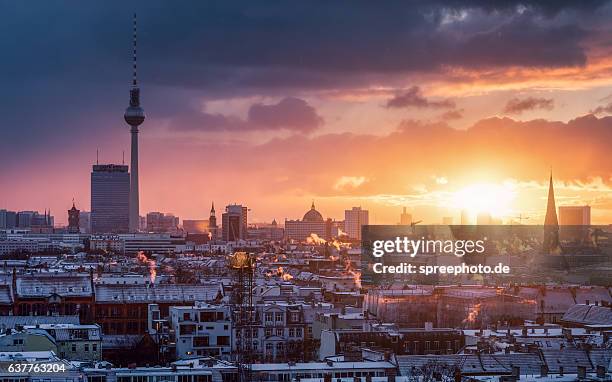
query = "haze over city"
xmin=1 ymin=1 xmax=612 ymax=225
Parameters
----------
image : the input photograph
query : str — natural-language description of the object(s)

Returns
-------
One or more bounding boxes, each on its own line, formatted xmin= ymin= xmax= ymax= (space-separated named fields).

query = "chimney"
xmin=454 ymin=369 xmax=461 ymax=382
xmin=596 ymin=365 xmax=606 ymax=379
xmin=511 ymin=366 xmax=520 ymax=379
xmin=577 ymin=366 xmax=586 ymax=379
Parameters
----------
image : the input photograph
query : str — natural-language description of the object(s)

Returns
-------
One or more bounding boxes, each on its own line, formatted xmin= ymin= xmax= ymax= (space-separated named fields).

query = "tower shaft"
xmin=129 ymin=126 xmax=139 ymax=232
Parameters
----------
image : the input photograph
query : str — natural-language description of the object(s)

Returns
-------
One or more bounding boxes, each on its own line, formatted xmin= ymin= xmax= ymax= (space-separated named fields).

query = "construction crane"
xmin=512 ymin=214 xmax=530 ymax=225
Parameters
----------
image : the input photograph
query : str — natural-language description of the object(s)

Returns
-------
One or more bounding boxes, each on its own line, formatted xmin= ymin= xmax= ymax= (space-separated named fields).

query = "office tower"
xmin=16 ymin=211 xmax=36 ymax=228
xmin=543 ymin=171 xmax=560 ymax=254
xmin=344 ymin=206 xmax=369 ymax=240
xmin=400 ymin=207 xmax=412 ymax=225
xmin=67 ymin=201 xmax=80 ymax=234
xmin=124 ymin=14 xmax=146 ymax=233
xmin=91 ymin=164 xmax=130 ymax=233
xmin=146 ymin=212 xmax=179 ymax=233
xmin=558 ymin=206 xmax=591 ymax=225
xmin=222 ymin=204 xmax=248 ymax=241
xmin=0 ymin=210 xmax=17 ymax=229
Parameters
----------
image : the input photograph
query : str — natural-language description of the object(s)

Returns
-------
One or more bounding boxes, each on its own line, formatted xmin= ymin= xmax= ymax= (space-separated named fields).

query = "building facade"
xmin=344 ymin=207 xmax=368 ymax=240
xmin=91 ymin=164 xmax=130 ymax=234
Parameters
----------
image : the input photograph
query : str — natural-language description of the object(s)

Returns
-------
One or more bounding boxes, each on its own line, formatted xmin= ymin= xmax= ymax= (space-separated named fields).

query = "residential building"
xmin=170 ymin=303 xmax=232 ymax=360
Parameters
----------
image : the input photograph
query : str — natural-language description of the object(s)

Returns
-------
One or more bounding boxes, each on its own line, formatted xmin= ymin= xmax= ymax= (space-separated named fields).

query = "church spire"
xmin=544 ymin=169 xmax=558 ymax=226
xmin=543 ymin=169 xmax=560 ymax=255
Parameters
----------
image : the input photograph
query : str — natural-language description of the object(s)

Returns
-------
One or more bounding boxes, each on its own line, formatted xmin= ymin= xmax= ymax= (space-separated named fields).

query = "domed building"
xmin=303 ymin=202 xmax=324 ymax=222
xmin=285 ymin=202 xmax=332 ymax=242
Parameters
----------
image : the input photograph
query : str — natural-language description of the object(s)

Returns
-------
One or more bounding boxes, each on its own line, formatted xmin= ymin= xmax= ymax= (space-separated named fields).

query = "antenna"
xmin=96 ymin=149 xmax=99 ymax=165
xmin=132 ymin=13 xmax=138 ymax=87
xmin=122 ymin=150 xmax=125 ymax=165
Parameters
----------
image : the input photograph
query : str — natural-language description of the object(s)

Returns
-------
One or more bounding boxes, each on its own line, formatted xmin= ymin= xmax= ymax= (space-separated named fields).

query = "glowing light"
xmin=451 ymin=183 xmax=516 ymax=217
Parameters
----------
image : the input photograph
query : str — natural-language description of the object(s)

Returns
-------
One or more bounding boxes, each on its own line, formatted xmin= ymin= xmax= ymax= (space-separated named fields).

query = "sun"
xmin=451 ymin=182 xmax=516 ymax=218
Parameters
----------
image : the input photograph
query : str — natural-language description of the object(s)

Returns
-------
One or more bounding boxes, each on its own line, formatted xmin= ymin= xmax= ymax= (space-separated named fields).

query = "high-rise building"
xmin=146 ymin=212 xmax=179 ymax=233
xmin=124 ymin=14 xmax=146 ymax=233
xmin=15 ymin=210 xmax=53 ymax=230
xmin=79 ymin=211 xmax=91 ymax=234
xmin=91 ymin=164 xmax=130 ymax=233
xmin=0 ymin=210 xmax=17 ymax=229
xmin=558 ymin=206 xmax=591 ymax=226
xmin=344 ymin=206 xmax=369 ymax=240
xmin=16 ymin=211 xmax=36 ymax=228
xmin=221 ymin=204 xmax=248 ymax=241
xmin=400 ymin=207 xmax=412 ymax=225
xmin=67 ymin=201 xmax=81 ymax=234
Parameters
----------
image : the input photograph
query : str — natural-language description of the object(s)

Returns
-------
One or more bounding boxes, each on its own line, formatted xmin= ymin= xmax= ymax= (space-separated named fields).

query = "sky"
xmin=1 ymin=1 xmax=612 ymax=226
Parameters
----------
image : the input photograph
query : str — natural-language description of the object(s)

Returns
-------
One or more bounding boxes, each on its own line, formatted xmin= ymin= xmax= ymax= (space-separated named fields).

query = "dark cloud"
xmin=171 ymin=97 xmax=322 ymax=133
xmin=248 ymin=97 xmax=323 ymax=132
xmin=590 ymin=102 xmax=612 ymax=115
xmin=385 ymin=87 xmax=455 ymax=109
xmin=0 ymin=1 xmax=610 ymax=161
xmin=439 ymin=109 xmax=464 ymax=120
xmin=503 ymin=97 xmax=554 ymax=114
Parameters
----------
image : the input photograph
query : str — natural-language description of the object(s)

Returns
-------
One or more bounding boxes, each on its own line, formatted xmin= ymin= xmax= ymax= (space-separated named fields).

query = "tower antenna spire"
xmin=96 ymin=148 xmax=99 ymax=165
xmin=132 ymin=13 xmax=138 ymax=87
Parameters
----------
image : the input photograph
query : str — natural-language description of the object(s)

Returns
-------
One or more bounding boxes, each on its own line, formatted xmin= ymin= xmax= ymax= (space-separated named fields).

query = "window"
xmin=425 ymin=341 xmax=431 ymax=350
xmin=194 ymin=336 xmax=210 ymax=347
xmin=217 ymin=336 xmax=230 ymax=346
xmin=265 ymin=343 xmax=273 ymax=354
xmin=289 ymin=328 xmax=295 ymax=337
xmin=275 ymin=312 xmax=283 ymax=322
xmin=180 ymin=324 xmax=196 ymax=335
xmin=72 ymin=344 xmax=77 ymax=352
xmin=296 ymin=328 xmax=302 ymax=337
xmin=13 ymin=339 xmax=24 ymax=345
xmin=85 ymin=344 xmax=90 ymax=352
xmin=93 ymin=344 xmax=98 ymax=352
xmin=265 ymin=313 xmax=274 ymax=322
xmin=276 ymin=328 xmax=283 ymax=336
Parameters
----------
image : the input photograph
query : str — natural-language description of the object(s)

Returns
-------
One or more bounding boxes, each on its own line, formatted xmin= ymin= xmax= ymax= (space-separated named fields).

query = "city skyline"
xmin=1 ymin=2 xmax=612 ymax=225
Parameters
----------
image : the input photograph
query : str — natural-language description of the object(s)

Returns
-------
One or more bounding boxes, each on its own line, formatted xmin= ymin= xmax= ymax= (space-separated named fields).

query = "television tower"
xmin=125 ymin=13 xmax=145 ymax=232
